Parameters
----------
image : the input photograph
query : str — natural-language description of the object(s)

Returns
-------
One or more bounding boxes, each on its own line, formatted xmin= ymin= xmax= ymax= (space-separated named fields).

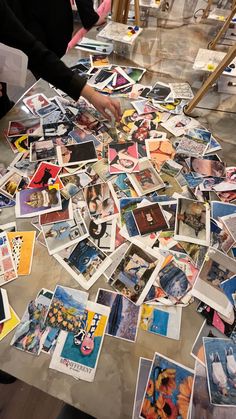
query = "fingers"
xmin=104 ymin=99 xmax=121 ymax=122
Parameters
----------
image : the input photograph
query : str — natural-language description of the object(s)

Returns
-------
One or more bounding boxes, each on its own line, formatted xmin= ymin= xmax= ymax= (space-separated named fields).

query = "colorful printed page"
xmin=7 ymin=231 xmax=36 ymax=275
xmin=0 ymin=231 xmax=18 ymax=286
xmin=0 ymin=306 xmax=20 ymax=342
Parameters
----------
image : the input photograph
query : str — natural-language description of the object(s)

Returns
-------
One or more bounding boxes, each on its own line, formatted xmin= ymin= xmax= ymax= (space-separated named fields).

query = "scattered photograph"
xmin=15 ymin=186 xmax=62 ymax=218
xmin=54 ymin=238 xmax=112 ymax=290
xmin=0 ymin=288 xmax=11 ymax=325
xmin=132 ymin=100 xmax=158 ymax=115
xmin=174 ymin=197 xmax=210 ymax=246
xmin=45 ymin=285 xmax=88 ymax=333
xmin=220 ymin=276 xmax=236 ymax=307
xmin=57 ymin=142 xmax=97 ymax=166
xmin=139 ymin=304 xmax=182 ymax=340
xmin=83 ymin=182 xmax=119 ymax=223
xmin=204 ymin=337 xmax=236 ymax=406
xmin=133 ymin=203 xmax=168 ymax=235
xmin=28 ymin=162 xmax=61 ymax=188
xmin=7 ymin=117 xmax=41 ymax=137
xmin=147 ymin=82 xmax=171 ymax=102
xmin=197 ymin=302 xmax=236 ymax=343
xmin=108 ymin=142 xmax=139 ymax=174
xmin=41 ymin=209 xmax=88 ymax=255
xmin=0 ymin=192 xmax=15 ymax=209
xmin=0 ymin=232 xmax=18 ymax=286
xmin=7 ymin=231 xmax=36 ymax=275
xmin=39 ymin=199 xmax=73 ymax=225
xmin=90 ymin=54 xmax=110 ymax=68
xmin=49 ymin=301 xmax=110 ymax=382
xmin=0 ymin=307 xmax=20 ymax=342
xmin=190 ymin=157 xmax=226 ymax=178
xmin=86 ymin=217 xmax=116 ymax=253
xmin=110 ymin=242 xmax=164 ymax=305
xmin=0 ymin=171 xmax=22 ymax=199
xmin=96 ymin=288 xmax=140 ymax=342
xmin=128 ymin=159 xmax=165 ymax=196
xmin=140 ymin=352 xmax=194 ymax=419
xmin=132 ymin=358 xmax=152 ymax=419
xmin=191 ymin=320 xmax=225 ymax=366
xmin=60 ymin=171 xmax=92 ymax=200
xmin=146 ymin=139 xmax=175 ymax=171
xmin=161 ymin=114 xmax=199 ymax=137
xmin=30 ymin=139 xmax=56 ymax=162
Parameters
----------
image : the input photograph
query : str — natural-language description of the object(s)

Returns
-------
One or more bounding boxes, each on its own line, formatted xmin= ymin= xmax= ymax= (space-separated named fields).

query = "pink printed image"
xmin=2 ymin=256 xmax=14 ymax=271
xmin=1 ymin=245 xmax=9 ymax=257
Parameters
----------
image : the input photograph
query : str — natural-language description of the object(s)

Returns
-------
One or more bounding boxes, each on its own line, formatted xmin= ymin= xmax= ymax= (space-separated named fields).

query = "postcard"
xmin=96 ymin=288 xmax=140 ymax=342
xmin=155 ymin=260 xmax=191 ymax=302
xmin=57 ymin=142 xmax=97 ymax=167
xmin=128 ymin=159 xmax=165 ymax=196
xmin=90 ymin=54 xmax=110 ymax=68
xmin=108 ymin=142 xmax=139 ymax=174
xmin=0 ymin=306 xmax=20 ymax=342
xmin=204 ymin=337 xmax=236 ymax=406
xmin=161 ymin=159 xmax=182 ymax=177
xmin=132 ymin=100 xmax=158 ymax=115
xmin=15 ymin=186 xmax=62 ymax=218
xmin=147 ymin=82 xmax=171 ymax=102
xmin=110 ymin=242 xmax=164 ymax=305
xmin=129 ymin=119 xmax=160 ymax=144
xmin=41 ymin=327 xmax=60 ymax=354
xmin=0 ymin=288 xmax=11 ymax=324
xmin=88 ymin=68 xmax=115 ymax=90
xmin=9 ymin=152 xmax=38 ymax=177
xmin=0 ymin=192 xmax=15 ymax=208
xmin=41 ymin=209 xmax=88 ymax=255
xmin=192 ymin=248 xmax=236 ymax=317
xmin=39 ymin=199 xmax=73 ymax=225
xmin=83 ymin=181 xmax=119 ymax=224
xmin=191 ymin=320 xmax=225 ymax=366
xmin=211 ymin=201 xmax=236 ymax=222
xmin=7 ymin=231 xmax=36 ymax=275
xmin=7 ymin=117 xmax=41 ymax=137
xmin=190 ymin=361 xmax=236 ymax=419
xmin=190 ymin=157 xmax=226 ymax=178
xmin=132 ymin=203 xmax=168 ymax=235
xmin=197 ymin=302 xmax=236 ymax=343
xmin=43 ymin=121 xmax=73 ymax=138
xmin=175 ymin=132 xmax=210 ymax=157
xmin=54 ymin=238 xmax=112 ymax=290
xmin=220 ymin=276 xmax=236 ymax=307
xmin=23 ymin=93 xmax=57 ymax=117
xmin=28 ymin=162 xmax=61 ymax=189
xmin=161 ymin=114 xmax=199 ymax=137
xmin=49 ymin=301 xmax=110 ymax=382
xmin=30 ymin=139 xmax=56 ymax=162
xmin=60 ymin=171 xmax=92 ymax=199
xmin=169 ymin=82 xmax=194 ymax=99
xmin=145 ymin=139 xmax=175 ymax=171
xmin=0 ymin=232 xmax=18 ymax=286
xmin=11 ymin=289 xmax=53 ymax=355
xmin=103 ymin=242 xmax=130 ymax=280
xmin=45 ymin=285 xmax=88 ymax=333
xmin=140 ymin=352 xmax=194 ymax=418
xmin=221 ymin=213 xmax=236 ymax=243
xmin=85 ymin=215 xmax=116 ymax=253
xmin=132 ymin=358 xmax=152 ymax=419
xmin=0 ymin=170 xmax=22 ymax=199
xmin=174 ymin=197 xmax=210 ymax=246
xmin=139 ymin=304 xmax=182 ymax=340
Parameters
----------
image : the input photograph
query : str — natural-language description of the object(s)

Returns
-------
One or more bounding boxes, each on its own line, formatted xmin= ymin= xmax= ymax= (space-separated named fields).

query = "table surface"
xmin=1 ymin=9 xmax=236 ymax=419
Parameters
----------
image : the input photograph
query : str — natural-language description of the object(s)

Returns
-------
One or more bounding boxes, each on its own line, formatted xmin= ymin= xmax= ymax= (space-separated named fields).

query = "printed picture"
xmin=140 ymin=352 xmax=194 ymax=419
xmin=0 ymin=307 xmax=20 ymax=342
xmin=0 ymin=171 xmax=22 ymax=199
xmin=146 ymin=139 xmax=175 ymax=171
xmin=0 ymin=232 xmax=18 ymax=286
xmin=191 ymin=321 xmax=225 ymax=366
xmin=96 ymin=288 xmax=140 ymax=342
xmin=15 ymin=186 xmax=62 ymax=218
xmin=45 ymin=285 xmax=88 ymax=333
xmin=174 ymin=198 xmax=210 ymax=246
xmin=0 ymin=289 xmax=11 ymax=324
xmin=7 ymin=117 xmax=41 ymax=137
xmin=128 ymin=159 xmax=165 ymax=196
xmin=54 ymin=238 xmax=112 ymax=290
xmin=190 ymin=156 xmax=226 ymax=178
xmin=83 ymin=182 xmax=118 ymax=223
xmin=204 ymin=337 xmax=236 ymax=406
xmin=110 ymin=243 xmax=164 ymax=305
xmin=49 ymin=301 xmax=110 ymax=382
xmin=7 ymin=231 xmax=36 ymax=275
xmin=86 ymin=217 xmax=116 ymax=253
xmin=140 ymin=304 xmax=182 ymax=340
xmin=57 ymin=141 xmax=97 ymax=166
xmin=133 ymin=203 xmax=168 ymax=235
xmin=30 ymin=139 xmax=56 ymax=162
xmin=23 ymin=93 xmax=57 ymax=117
xmin=11 ymin=289 xmax=53 ymax=355
xmin=28 ymin=162 xmax=61 ymax=188
xmin=132 ymin=358 xmax=152 ymax=419
xmin=0 ymin=192 xmax=15 ymax=209
xmin=41 ymin=209 xmax=88 ymax=255
xmin=60 ymin=172 xmax=92 ymax=199
xmin=39 ymin=199 xmax=73 ymax=225
xmin=108 ymin=142 xmax=139 ymax=174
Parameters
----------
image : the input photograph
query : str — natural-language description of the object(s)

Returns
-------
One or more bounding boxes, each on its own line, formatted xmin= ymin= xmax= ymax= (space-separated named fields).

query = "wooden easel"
xmin=185 ymin=43 xmax=236 ymax=114
xmin=208 ymin=5 xmax=236 ymax=49
xmin=112 ymin=0 xmax=140 ymax=26
xmin=202 ymin=0 xmax=236 ymax=19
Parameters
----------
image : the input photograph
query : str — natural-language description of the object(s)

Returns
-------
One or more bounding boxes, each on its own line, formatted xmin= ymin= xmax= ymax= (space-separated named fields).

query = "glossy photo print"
xmin=140 ymin=352 xmax=194 ymax=419
xmin=139 ymin=304 xmax=182 ymax=340
xmin=132 ymin=358 xmax=152 ymax=419
xmin=0 ymin=232 xmax=18 ymax=286
xmin=15 ymin=186 xmax=62 ymax=218
xmin=128 ymin=159 xmax=165 ymax=196
xmin=96 ymin=288 xmax=140 ymax=342
xmin=108 ymin=142 xmax=139 ymax=174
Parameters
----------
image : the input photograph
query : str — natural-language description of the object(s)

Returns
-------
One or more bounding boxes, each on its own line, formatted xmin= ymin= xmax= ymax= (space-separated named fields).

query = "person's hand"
xmin=0 ymin=83 xmax=2 ymax=97
xmin=81 ymin=85 xmax=121 ymax=122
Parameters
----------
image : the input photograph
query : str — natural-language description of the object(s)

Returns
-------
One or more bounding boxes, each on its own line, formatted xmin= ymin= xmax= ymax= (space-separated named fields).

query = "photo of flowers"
xmin=140 ymin=352 xmax=194 ymax=419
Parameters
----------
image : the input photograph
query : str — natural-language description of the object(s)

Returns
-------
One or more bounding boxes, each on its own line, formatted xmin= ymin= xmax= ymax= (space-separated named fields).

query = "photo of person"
xmin=108 ymin=142 xmax=139 ymax=174
xmin=7 ymin=117 xmax=41 ymax=137
xmin=83 ymin=182 xmax=118 ymax=222
xmin=43 ymin=122 xmax=73 ymax=138
xmin=190 ymin=157 xmax=226 ymax=177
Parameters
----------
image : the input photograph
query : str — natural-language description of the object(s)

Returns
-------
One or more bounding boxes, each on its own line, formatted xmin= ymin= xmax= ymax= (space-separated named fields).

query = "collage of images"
xmin=0 ymin=54 xmax=236 ymax=418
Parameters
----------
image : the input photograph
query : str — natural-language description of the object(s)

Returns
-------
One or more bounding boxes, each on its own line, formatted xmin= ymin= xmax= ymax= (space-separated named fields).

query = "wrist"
xmin=81 ymin=85 xmax=98 ymax=103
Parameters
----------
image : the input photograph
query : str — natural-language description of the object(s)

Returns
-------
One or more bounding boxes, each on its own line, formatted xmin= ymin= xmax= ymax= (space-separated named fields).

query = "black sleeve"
xmin=0 ymin=0 xmax=87 ymax=101
xmin=74 ymin=0 xmax=99 ymax=29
